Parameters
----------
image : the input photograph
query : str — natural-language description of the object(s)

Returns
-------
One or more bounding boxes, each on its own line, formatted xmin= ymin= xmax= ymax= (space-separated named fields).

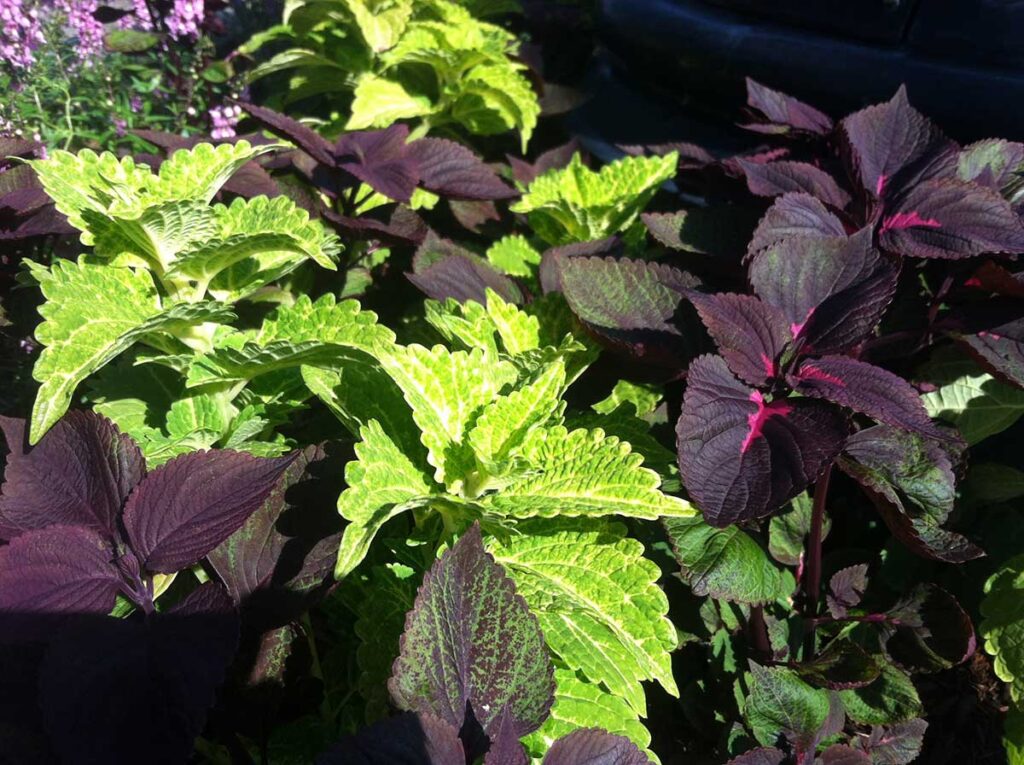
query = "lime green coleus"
xmin=245 ymin=0 xmax=539 ymax=147
xmin=301 ymin=288 xmax=693 ymax=757
xmin=25 ymin=142 xmax=342 ymax=447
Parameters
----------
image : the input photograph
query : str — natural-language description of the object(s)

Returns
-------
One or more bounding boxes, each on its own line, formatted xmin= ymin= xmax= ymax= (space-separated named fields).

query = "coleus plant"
xmin=293 ymin=288 xmax=691 ymax=751
xmin=0 ymin=410 xmax=298 ymax=762
xmin=242 ymin=0 xmax=540 ymax=147
xmin=317 ymin=523 xmax=656 ymax=764
xmin=20 ymin=140 xmax=348 ymax=458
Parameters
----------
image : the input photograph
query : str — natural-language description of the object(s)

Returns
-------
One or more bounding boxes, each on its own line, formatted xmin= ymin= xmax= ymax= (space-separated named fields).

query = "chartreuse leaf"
xmin=593 ymin=380 xmax=661 ymax=417
xmin=746 ymin=665 xmax=830 ymax=750
xmin=149 ymin=141 xmax=281 ymax=205
xmin=1007 ymin=707 xmax=1024 ymax=765
xmin=381 ymin=343 xmax=518 ymax=491
xmin=487 ymin=234 xmax=542 ymax=278
xmin=425 ymin=288 xmax=542 ymax=357
xmin=344 ymin=0 xmax=413 ymax=51
xmin=389 ymin=523 xmax=554 ymax=736
xmin=481 ymin=425 xmax=694 ymax=520
xmin=522 ymin=669 xmax=653 ymax=762
xmin=347 ymin=74 xmax=435 ymax=130
xmin=489 ymin=519 xmax=677 ymax=716
xmin=29 ymin=258 xmax=234 ymax=443
xmin=510 ymin=152 xmax=678 ymax=245
xmin=335 ymin=420 xmax=436 ymax=579
xmin=664 ymin=516 xmax=787 ymax=605
xmin=981 ymin=554 xmax=1024 ymax=706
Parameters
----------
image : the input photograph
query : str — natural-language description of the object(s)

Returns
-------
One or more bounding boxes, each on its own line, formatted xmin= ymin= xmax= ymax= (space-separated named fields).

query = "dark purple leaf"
xmin=676 ymin=355 xmax=848 ymax=526
xmin=410 ymin=138 xmax=516 ymax=200
xmin=743 ymin=79 xmax=833 ymax=136
xmin=557 ymin=254 xmax=702 ymax=368
xmin=792 ymin=356 xmax=944 ymax=439
xmin=543 ymin=728 xmax=652 ymax=765
xmin=882 ymin=584 xmax=976 ymax=673
xmin=727 ymin=749 xmax=786 ymax=765
xmin=879 ymin=180 xmax=1024 ymax=259
xmin=0 ymin=525 xmax=121 ymax=634
xmin=207 ymin=444 xmax=344 ymax=627
xmin=0 ymin=411 xmax=144 ymax=540
xmin=0 ymin=186 xmax=50 ymax=216
xmin=852 ymin=719 xmax=928 ymax=764
xmin=315 ymin=712 xmax=465 ymax=765
xmin=737 ymin=159 xmax=851 ymax=209
xmin=687 ymin=292 xmax=791 ymax=386
xmin=389 ymin=523 xmax=554 ymax=738
xmin=483 ymin=708 xmax=528 ymax=765
xmin=38 ymin=583 xmax=238 ymax=765
xmin=408 ymin=254 xmax=523 ymax=305
xmin=237 ymin=102 xmax=335 ymax=166
xmin=827 ymin=564 xmax=868 ymax=618
xmin=958 ymin=139 xmax=1024 ymax=192
xmin=643 ymin=207 xmax=759 ymax=261
xmin=749 ymin=229 xmax=899 ymax=354
xmin=123 ymin=449 xmax=298 ymax=574
xmin=961 ymin=323 xmax=1024 ymax=388
xmin=748 ymin=193 xmax=848 ymax=257
xmin=222 ymin=160 xmax=281 ymax=199
xmin=508 ymin=140 xmax=581 ymax=186
xmin=335 ymin=125 xmax=419 ymax=203
xmin=324 ymin=206 xmax=428 ymax=246
xmin=839 ymin=426 xmax=982 ymax=563
xmin=818 ymin=745 xmax=871 ymax=765
xmin=449 ymin=199 xmax=502 ymax=233
xmin=796 ymin=640 xmax=880 ymax=690
xmin=964 ymin=260 xmax=1024 ymax=298
xmin=840 ymin=87 xmax=953 ymax=198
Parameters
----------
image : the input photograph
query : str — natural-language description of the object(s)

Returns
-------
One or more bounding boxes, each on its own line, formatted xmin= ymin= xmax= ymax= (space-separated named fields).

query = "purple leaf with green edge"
xmin=408 ymin=254 xmax=523 ymax=305
xmin=796 ymin=640 xmax=880 ymax=690
xmin=38 ymin=582 xmax=238 ymax=765
xmin=791 ymin=356 xmax=944 ymax=439
xmin=555 ymin=254 xmax=702 ymax=368
xmin=0 ymin=525 xmax=121 ymax=636
xmin=687 ymin=292 xmax=791 ymax=386
xmin=389 ymin=523 xmax=554 ymax=739
xmin=237 ymin=102 xmax=335 ymax=166
xmin=409 ymin=138 xmax=517 ymax=201
xmin=122 ymin=449 xmax=299 ymax=575
xmin=851 ymin=719 xmax=928 ymax=764
xmin=817 ymin=745 xmax=871 ymax=765
xmin=0 ymin=411 xmax=144 ymax=540
xmin=748 ymin=193 xmax=848 ymax=255
xmin=840 ymin=86 xmax=954 ymax=198
xmin=749 ymin=229 xmax=899 ymax=354
xmin=726 ymin=749 xmax=786 ymax=765
xmin=538 ymin=236 xmax=624 ymax=294
xmin=879 ymin=179 xmax=1024 ymax=259
xmin=882 ymin=584 xmax=976 ymax=673
xmin=483 ymin=708 xmax=528 ymax=765
xmin=206 ymin=444 xmax=344 ymax=628
xmin=958 ymin=139 xmax=1024 ymax=192
xmin=838 ymin=425 xmax=983 ymax=563
xmin=508 ymin=139 xmax=581 ymax=187
xmin=335 ymin=125 xmax=420 ymax=204
xmin=742 ymin=78 xmax=833 ymax=136
xmin=315 ymin=712 xmax=465 ymax=765
xmin=827 ymin=564 xmax=868 ymax=618
xmin=676 ymin=355 xmax=848 ymax=527
xmin=736 ymin=159 xmax=851 ymax=209
xmin=542 ymin=728 xmax=652 ymax=765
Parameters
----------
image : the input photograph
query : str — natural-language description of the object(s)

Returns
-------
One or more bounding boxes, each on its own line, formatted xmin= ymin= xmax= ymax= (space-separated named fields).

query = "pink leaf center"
xmin=741 ymin=391 xmax=793 ymax=453
xmin=798 ymin=364 xmax=847 ymax=386
xmin=881 ymin=211 xmax=942 ymax=232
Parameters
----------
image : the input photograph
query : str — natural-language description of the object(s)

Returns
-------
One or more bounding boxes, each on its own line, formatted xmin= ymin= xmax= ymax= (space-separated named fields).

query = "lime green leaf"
xmin=486 ymin=234 xmax=541 ymax=278
xmin=335 ymin=420 xmax=436 ymax=578
xmin=489 ymin=519 xmax=678 ymax=715
xmin=345 ymin=0 xmax=413 ymax=51
xmin=425 ymin=289 xmax=541 ymax=358
xmin=30 ymin=259 xmax=233 ymax=442
xmin=152 ymin=141 xmax=281 ymax=205
xmin=88 ymin=201 xmax=218 ymax=269
xmin=510 ymin=152 xmax=678 ymax=245
xmin=982 ymin=554 xmax=1024 ymax=705
xmin=746 ymin=664 xmax=830 ymax=749
xmin=664 ymin=516 xmax=786 ymax=605
xmin=381 ymin=344 xmax=518 ymax=490
xmin=452 ymin=63 xmax=539 ymax=151
xmin=481 ymin=425 xmax=694 ymax=519
xmin=592 ymin=380 xmax=661 ymax=417
xmin=104 ymin=29 xmax=159 ymax=53
xmin=346 ymin=74 xmax=434 ymax=130
xmin=258 ymin=294 xmax=395 ymax=350
xmin=920 ymin=348 xmax=1024 ymax=444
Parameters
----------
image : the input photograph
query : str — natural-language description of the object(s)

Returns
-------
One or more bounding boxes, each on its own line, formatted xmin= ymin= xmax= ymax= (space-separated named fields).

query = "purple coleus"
xmin=317 ymin=523 xmax=653 ymax=765
xmin=0 ymin=410 xmax=297 ymax=625
xmin=676 ymin=227 xmax=951 ymax=527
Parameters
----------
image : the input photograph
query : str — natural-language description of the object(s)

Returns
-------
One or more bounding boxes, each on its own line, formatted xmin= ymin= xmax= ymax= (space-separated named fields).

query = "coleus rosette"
xmin=0 ymin=411 xmax=298 ymax=762
xmin=317 ymin=523 xmax=656 ymax=764
xmin=302 ymin=289 xmax=691 ymax=750
xmin=23 ymin=141 xmax=343 ymax=446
